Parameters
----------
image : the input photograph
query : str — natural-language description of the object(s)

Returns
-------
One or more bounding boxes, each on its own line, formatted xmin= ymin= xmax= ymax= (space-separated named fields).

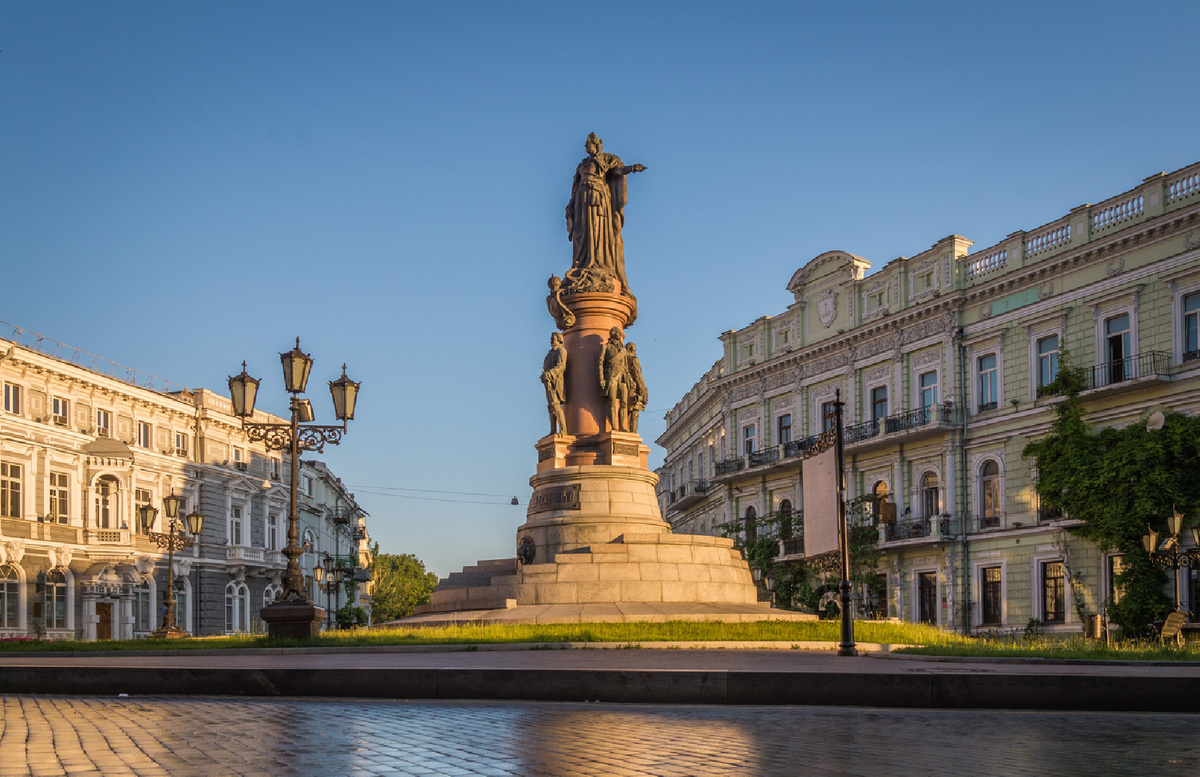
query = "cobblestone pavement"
xmin=1 ymin=696 xmax=1196 ymax=777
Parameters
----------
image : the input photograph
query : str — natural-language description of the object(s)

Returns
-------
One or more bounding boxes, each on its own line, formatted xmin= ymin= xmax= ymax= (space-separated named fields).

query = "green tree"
xmin=1023 ymin=355 xmax=1200 ymax=635
xmin=369 ymin=543 xmax=440 ymax=623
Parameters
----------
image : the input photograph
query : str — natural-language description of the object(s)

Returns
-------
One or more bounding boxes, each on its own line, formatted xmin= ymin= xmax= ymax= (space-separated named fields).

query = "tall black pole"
xmin=834 ymin=388 xmax=857 ymax=657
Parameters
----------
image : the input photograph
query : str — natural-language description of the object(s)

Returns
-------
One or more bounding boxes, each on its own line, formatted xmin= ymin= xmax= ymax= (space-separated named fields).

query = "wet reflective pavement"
xmin=1 ymin=696 xmax=1195 ymax=777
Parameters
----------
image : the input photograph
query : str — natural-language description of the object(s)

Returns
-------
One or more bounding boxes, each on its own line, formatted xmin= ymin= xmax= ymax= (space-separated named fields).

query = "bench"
xmin=1160 ymin=611 xmax=1188 ymax=646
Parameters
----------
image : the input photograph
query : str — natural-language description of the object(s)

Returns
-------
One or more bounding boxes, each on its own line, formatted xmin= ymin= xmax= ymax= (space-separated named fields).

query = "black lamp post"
xmin=1142 ymin=508 xmax=1200 ymax=611
xmin=229 ymin=338 xmax=360 ymax=639
xmin=313 ymin=552 xmax=345 ymax=631
xmin=139 ymin=491 xmax=204 ymax=639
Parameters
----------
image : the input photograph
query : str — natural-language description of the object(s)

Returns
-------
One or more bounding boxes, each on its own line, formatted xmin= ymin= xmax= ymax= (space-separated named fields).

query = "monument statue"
xmin=624 ymin=342 xmax=647 ymax=434
xmin=545 ymin=274 xmax=576 ymax=330
xmin=598 ymin=327 xmax=629 ymax=432
xmin=540 ymin=332 xmax=568 ymax=436
xmin=565 ymin=133 xmax=646 ymax=298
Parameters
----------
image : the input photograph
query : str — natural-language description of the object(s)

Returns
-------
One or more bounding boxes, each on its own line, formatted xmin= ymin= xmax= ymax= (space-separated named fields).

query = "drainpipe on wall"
xmin=956 ymin=326 xmax=971 ymax=635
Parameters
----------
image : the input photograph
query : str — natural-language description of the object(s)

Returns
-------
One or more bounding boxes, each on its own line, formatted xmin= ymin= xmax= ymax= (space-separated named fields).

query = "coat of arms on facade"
xmin=817 ymin=289 xmax=838 ymax=328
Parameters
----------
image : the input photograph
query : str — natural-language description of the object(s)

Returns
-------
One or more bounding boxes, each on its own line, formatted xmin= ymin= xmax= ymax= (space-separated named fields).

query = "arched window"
xmin=173 ymin=578 xmax=191 ymax=634
xmin=134 ymin=581 xmax=152 ymax=632
xmin=778 ymin=499 xmax=793 ymax=540
xmin=225 ymin=582 xmax=250 ymax=633
xmin=921 ymin=472 xmax=939 ymax=518
xmin=744 ymin=506 xmax=758 ymax=544
xmin=44 ymin=570 xmax=67 ymax=630
xmin=263 ymin=584 xmax=282 ymax=608
xmin=980 ymin=460 xmax=1001 ymax=528
xmin=872 ymin=480 xmax=890 ymax=522
xmin=0 ymin=564 xmax=19 ymax=628
xmin=94 ymin=476 xmax=120 ymax=529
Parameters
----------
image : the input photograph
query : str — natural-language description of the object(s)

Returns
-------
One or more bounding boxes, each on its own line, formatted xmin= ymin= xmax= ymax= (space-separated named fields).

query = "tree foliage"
xmin=369 ymin=543 xmax=440 ymax=623
xmin=1023 ymin=356 xmax=1200 ymax=634
xmin=721 ymin=495 xmax=882 ymax=617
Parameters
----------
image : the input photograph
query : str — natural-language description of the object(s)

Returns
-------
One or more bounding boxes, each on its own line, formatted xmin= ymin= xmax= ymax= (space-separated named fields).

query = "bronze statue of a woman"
xmin=564 ymin=133 xmax=646 ymax=297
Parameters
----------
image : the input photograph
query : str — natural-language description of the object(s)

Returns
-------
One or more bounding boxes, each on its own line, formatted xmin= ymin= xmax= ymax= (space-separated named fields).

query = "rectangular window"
xmin=49 ymin=472 xmax=69 ymax=523
xmin=303 ymin=475 xmax=315 ymax=497
xmin=52 ymin=397 xmax=69 ymax=426
xmin=267 ymin=514 xmax=279 ymax=551
xmin=919 ymin=371 xmax=938 ymax=409
xmin=977 ymin=354 xmax=998 ymax=412
xmin=0 ymin=573 xmax=17 ymax=628
xmin=94 ymin=479 xmax=116 ymax=529
xmin=95 ymin=409 xmax=111 ymax=437
xmin=1037 ymin=335 xmax=1060 ymax=390
xmin=0 ymin=462 xmax=21 ymax=518
xmin=136 ymin=421 xmax=152 ymax=449
xmin=174 ymin=431 xmax=188 ymax=457
xmin=271 ymin=459 xmax=281 ymax=479
xmin=777 ymin=414 xmax=791 ymax=445
xmin=776 ymin=329 xmax=790 ymax=347
xmin=698 ymin=453 xmax=706 ymax=480
xmin=135 ymin=488 xmax=152 ymax=531
xmin=741 ymin=342 xmax=754 ymax=360
xmin=45 ymin=573 xmax=66 ymax=629
xmin=1108 ymin=555 xmax=1125 ymax=605
xmin=1184 ymin=293 xmax=1200 ymax=362
xmin=1042 ymin=561 xmax=1065 ymax=623
xmin=981 ymin=566 xmax=1002 ymax=625
xmin=742 ymin=424 xmax=756 ymax=455
xmin=871 ymin=386 xmax=888 ymax=421
xmin=1105 ymin=314 xmax=1131 ymax=384
xmin=821 ymin=401 xmax=838 ymax=433
xmin=135 ymin=587 xmax=151 ymax=631
xmin=3 ymin=383 xmax=22 ymax=415
xmin=229 ymin=506 xmax=243 ymax=546
xmin=918 ymin=572 xmax=938 ymax=625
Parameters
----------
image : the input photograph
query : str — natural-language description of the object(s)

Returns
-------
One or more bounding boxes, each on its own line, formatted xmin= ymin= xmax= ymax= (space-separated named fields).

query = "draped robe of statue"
xmin=566 ymin=151 xmax=633 ymax=296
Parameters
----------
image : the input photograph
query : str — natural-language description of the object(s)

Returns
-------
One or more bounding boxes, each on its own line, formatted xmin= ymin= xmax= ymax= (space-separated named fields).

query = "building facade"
xmin=0 ymin=331 xmax=371 ymax=640
xmin=657 ymin=160 xmax=1200 ymax=634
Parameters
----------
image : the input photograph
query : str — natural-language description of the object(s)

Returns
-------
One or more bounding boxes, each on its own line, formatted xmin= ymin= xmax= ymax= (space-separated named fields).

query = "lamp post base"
xmin=149 ymin=626 xmax=192 ymax=640
xmin=260 ymin=602 xmax=326 ymax=640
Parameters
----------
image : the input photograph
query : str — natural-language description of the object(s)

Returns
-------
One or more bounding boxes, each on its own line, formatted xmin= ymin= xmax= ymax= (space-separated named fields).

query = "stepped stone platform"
xmin=408 ymin=531 xmax=815 ymax=625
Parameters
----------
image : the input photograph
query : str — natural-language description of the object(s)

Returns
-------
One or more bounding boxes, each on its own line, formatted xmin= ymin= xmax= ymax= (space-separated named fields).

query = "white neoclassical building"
xmin=0 ymin=329 xmax=371 ymax=639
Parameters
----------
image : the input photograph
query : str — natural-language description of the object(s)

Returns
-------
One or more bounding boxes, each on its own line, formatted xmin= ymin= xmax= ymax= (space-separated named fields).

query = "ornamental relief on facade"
xmin=764 ymin=371 xmax=792 ymax=391
xmin=1039 ymin=282 xmax=1055 ymax=299
xmin=817 ymin=289 xmax=838 ymax=328
xmin=865 ymin=364 xmax=892 ymax=384
xmin=1106 ymin=257 xmax=1124 ymax=277
xmin=811 ymin=381 xmax=843 ymax=402
xmin=805 ymin=350 xmax=850 ymax=378
xmin=912 ymin=349 xmax=942 ymax=368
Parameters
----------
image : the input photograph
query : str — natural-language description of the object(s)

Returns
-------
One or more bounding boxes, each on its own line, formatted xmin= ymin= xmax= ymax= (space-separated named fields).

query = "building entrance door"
xmin=918 ymin=572 xmax=937 ymax=625
xmin=96 ymin=602 xmax=112 ymax=641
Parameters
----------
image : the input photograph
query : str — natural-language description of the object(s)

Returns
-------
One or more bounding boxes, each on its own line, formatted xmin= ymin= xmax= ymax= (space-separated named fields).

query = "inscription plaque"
xmin=528 ymin=484 xmax=581 ymax=514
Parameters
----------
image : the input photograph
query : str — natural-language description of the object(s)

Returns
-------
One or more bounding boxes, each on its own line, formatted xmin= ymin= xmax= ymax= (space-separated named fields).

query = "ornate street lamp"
xmin=1143 ymin=508 xmax=1200 ymax=611
xmin=140 ymin=491 xmax=203 ymax=639
xmin=313 ymin=552 xmax=345 ymax=631
xmin=229 ymin=338 xmax=360 ymax=639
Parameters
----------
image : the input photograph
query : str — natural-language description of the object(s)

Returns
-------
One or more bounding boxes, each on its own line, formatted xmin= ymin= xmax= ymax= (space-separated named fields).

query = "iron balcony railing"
xmin=1083 ymin=350 xmax=1170 ymax=391
xmin=842 ymin=403 xmax=958 ymax=445
xmin=1039 ymin=351 xmax=1171 ymax=397
xmin=749 ymin=446 xmax=780 ymax=467
xmin=668 ymin=480 xmax=710 ymax=505
xmin=884 ymin=515 xmax=953 ymax=542
xmin=715 ymin=456 xmax=744 ymax=476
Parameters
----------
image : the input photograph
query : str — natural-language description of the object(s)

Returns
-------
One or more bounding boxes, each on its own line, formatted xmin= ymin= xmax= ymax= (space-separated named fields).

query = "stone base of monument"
xmin=260 ymin=602 xmax=325 ymax=639
xmin=402 ymin=464 xmax=814 ymax=625
xmin=406 ymin=529 xmax=815 ymax=624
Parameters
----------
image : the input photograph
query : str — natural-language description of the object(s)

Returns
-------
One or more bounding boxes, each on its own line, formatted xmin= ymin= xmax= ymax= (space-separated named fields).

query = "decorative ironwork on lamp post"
xmin=228 ymin=338 xmax=359 ymax=632
xmin=1143 ymin=508 xmax=1200 ymax=611
xmin=139 ymin=492 xmax=204 ymax=639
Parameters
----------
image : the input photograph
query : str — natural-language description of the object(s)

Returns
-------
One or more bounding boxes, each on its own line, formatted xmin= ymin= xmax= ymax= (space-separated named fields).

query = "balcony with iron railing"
xmin=1037 ymin=351 xmax=1171 ymax=400
xmin=843 ymin=403 xmax=960 ymax=451
xmin=666 ymin=479 xmax=711 ymax=512
xmin=879 ymin=514 xmax=956 ymax=546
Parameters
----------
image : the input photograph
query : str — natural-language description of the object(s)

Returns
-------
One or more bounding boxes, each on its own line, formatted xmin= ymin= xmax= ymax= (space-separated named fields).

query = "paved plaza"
xmin=0 ymin=695 xmax=1196 ymax=777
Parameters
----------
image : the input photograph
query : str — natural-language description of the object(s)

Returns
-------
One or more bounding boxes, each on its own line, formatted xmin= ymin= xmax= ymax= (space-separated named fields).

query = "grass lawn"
xmin=2 ymin=620 xmax=1197 ymax=661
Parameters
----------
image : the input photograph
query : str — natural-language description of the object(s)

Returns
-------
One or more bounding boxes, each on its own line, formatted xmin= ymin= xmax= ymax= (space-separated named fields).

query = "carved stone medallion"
xmin=818 ymin=289 xmax=838 ymax=328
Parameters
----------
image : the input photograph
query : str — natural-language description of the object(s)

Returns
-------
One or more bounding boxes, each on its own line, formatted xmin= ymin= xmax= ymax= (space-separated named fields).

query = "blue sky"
xmin=4 ymin=2 xmax=1198 ymax=576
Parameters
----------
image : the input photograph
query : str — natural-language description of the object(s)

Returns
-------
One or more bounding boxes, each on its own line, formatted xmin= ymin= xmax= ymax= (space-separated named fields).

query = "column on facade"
xmin=891 ymin=456 xmax=905 ymax=519
xmin=943 ymin=445 xmax=957 ymax=529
